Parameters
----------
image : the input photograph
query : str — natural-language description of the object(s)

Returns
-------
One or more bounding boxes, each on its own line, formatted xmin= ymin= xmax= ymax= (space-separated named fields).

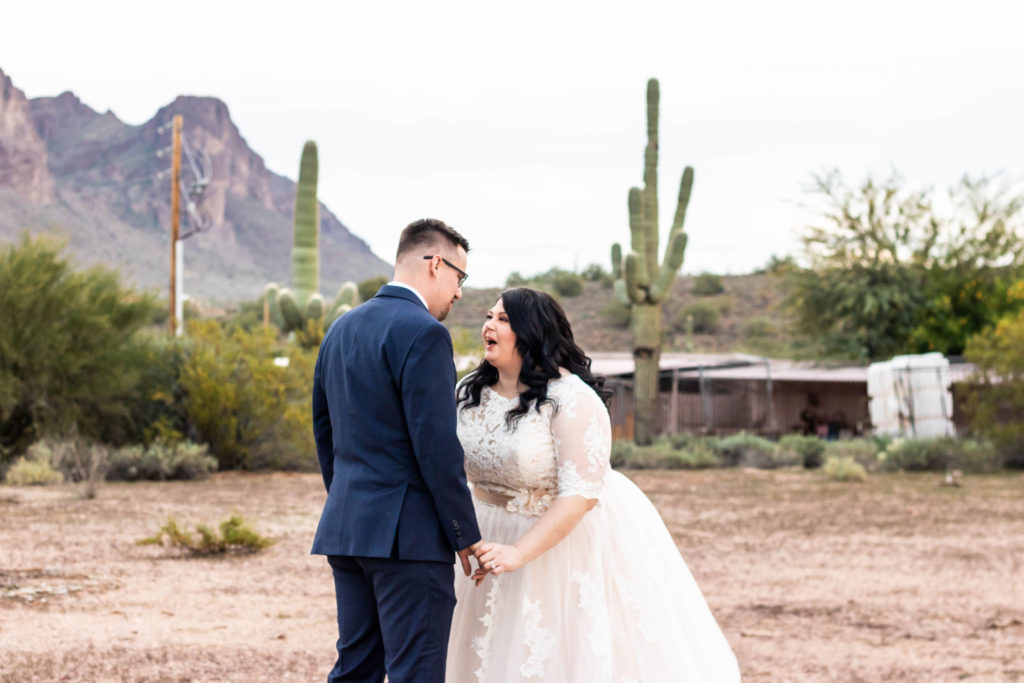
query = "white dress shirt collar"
xmin=387 ymin=280 xmax=429 ymax=310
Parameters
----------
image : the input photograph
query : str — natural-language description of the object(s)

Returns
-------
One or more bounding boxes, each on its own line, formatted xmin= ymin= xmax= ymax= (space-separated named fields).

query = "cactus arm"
xmin=326 ymin=303 xmax=352 ymax=326
xmin=649 ymin=231 xmax=688 ymax=302
xmin=670 ymin=166 xmax=694 ymax=236
xmin=277 ymin=289 xmax=304 ymax=332
xmin=292 ymin=141 xmax=320 ymax=306
xmin=334 ymin=281 xmax=359 ymax=308
xmin=650 ymin=167 xmax=694 ymax=302
xmin=643 ymin=78 xmax=660 ymax=279
xmin=623 ymin=251 xmax=646 ymax=304
xmin=610 ymin=243 xmax=623 ymax=279
xmin=610 ymin=243 xmax=630 ymax=306
xmin=628 ymin=187 xmax=650 ymax=287
xmin=264 ymin=283 xmax=284 ymax=328
xmin=306 ymin=293 xmax=324 ymax=321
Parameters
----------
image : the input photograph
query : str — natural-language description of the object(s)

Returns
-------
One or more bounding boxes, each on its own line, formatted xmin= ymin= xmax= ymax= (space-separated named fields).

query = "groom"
xmin=311 ymin=218 xmax=482 ymax=683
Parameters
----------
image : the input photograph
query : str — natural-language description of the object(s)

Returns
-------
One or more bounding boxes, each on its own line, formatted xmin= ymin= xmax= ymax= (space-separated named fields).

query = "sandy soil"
xmin=1 ymin=469 xmax=1022 ymax=682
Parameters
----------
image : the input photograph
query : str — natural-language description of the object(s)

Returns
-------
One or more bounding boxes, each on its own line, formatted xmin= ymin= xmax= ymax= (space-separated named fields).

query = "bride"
xmin=447 ymin=288 xmax=741 ymax=682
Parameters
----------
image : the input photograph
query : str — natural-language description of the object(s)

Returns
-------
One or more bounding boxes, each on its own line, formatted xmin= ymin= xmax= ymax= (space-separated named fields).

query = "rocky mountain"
xmin=0 ymin=67 xmax=390 ymax=302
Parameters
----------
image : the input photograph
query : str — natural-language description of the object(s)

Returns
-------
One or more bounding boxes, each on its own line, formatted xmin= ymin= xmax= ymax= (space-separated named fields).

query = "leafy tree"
xmin=788 ymin=172 xmax=1024 ymax=359
xmin=963 ymin=283 xmax=1024 ymax=467
xmin=0 ymin=234 xmax=159 ymax=457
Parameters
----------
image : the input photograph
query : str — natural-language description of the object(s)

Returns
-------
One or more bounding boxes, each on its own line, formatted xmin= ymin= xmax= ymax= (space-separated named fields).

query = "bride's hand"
xmin=475 ymin=543 xmax=525 ymax=577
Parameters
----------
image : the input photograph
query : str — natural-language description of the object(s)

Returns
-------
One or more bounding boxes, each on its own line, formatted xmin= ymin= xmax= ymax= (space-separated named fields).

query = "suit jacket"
xmin=310 ymin=285 xmax=481 ymax=562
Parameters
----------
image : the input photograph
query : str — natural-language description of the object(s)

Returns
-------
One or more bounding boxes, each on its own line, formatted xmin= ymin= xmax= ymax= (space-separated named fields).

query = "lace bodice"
xmin=457 ymin=372 xmax=612 ymax=516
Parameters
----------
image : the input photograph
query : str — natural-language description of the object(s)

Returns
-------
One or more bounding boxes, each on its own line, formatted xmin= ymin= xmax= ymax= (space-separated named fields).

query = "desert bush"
xmin=3 ymin=456 xmax=64 ymax=485
xmin=137 ymin=514 xmax=273 ymax=555
xmin=964 ymin=298 xmax=1024 ymax=468
xmin=777 ymin=434 xmax=826 ymax=468
xmin=680 ymin=303 xmax=719 ymax=334
xmin=609 ymin=440 xmax=636 ymax=469
xmin=107 ymin=441 xmax=217 ymax=481
xmin=551 ymin=272 xmax=584 ymax=298
xmin=0 ymin=233 xmax=160 ymax=457
xmin=824 ymin=439 xmax=880 ymax=470
xmin=614 ymin=440 xmax=719 ymax=469
xmin=712 ymin=432 xmax=776 ymax=467
xmin=600 ymin=301 xmax=632 ymax=329
xmin=357 ymin=276 xmax=389 ymax=303
xmin=878 ymin=437 xmax=1002 ymax=473
xmin=29 ymin=438 xmax=110 ymax=498
xmin=742 ymin=317 xmax=776 ymax=338
xmin=179 ymin=320 xmax=317 ymax=471
xmin=692 ymin=272 xmax=725 ymax=296
xmin=580 ymin=264 xmax=611 ymax=285
xmin=822 ymin=455 xmax=868 ymax=482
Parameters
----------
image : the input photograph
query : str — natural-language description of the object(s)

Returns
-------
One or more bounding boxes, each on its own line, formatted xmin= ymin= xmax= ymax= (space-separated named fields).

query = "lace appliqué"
xmin=557 ymin=461 xmax=605 ymax=500
xmin=471 ymin=577 xmax=504 ymax=682
xmin=507 ymin=488 xmax=554 ymax=517
xmin=614 ymin=575 xmax=663 ymax=643
xmin=570 ymin=570 xmax=612 ymax=671
xmin=519 ymin=596 xmax=554 ymax=678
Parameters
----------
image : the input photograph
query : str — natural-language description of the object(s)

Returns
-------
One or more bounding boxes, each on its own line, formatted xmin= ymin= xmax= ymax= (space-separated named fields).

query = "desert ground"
xmin=2 ymin=469 xmax=1022 ymax=682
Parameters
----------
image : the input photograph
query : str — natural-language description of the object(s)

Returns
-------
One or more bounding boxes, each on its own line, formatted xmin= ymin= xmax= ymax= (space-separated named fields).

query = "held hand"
xmin=458 ymin=540 xmax=484 ymax=577
xmin=475 ymin=542 xmax=525 ymax=577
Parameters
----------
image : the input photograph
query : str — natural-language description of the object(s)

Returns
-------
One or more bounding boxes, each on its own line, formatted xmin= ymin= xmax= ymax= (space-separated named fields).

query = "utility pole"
xmin=169 ymin=115 xmax=182 ymax=335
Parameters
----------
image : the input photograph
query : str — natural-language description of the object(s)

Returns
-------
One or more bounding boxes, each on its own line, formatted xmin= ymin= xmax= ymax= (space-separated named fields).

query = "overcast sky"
xmin=5 ymin=0 xmax=1023 ymax=286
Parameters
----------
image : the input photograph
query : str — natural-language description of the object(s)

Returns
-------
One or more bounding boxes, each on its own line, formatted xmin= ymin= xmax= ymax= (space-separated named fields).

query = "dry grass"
xmin=2 ymin=469 xmax=1022 ymax=682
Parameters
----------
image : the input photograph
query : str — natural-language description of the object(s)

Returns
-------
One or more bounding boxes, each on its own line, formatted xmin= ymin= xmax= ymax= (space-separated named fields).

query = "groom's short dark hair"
xmin=396 ymin=218 xmax=470 ymax=260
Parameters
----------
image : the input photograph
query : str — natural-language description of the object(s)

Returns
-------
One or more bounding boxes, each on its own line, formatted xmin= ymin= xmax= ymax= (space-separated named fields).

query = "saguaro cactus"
xmin=265 ymin=141 xmax=357 ymax=343
xmin=611 ymin=78 xmax=694 ymax=445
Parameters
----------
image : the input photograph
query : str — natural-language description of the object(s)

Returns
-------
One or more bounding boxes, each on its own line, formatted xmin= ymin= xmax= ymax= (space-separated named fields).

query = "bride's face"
xmin=482 ymin=298 xmax=521 ymax=370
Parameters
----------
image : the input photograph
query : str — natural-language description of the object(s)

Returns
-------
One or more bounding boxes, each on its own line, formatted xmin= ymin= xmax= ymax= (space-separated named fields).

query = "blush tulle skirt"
xmin=445 ymin=470 xmax=741 ymax=682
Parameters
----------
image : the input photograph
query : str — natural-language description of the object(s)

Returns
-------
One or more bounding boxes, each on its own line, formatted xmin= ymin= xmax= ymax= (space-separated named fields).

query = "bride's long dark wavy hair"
xmin=457 ymin=288 xmax=612 ymax=428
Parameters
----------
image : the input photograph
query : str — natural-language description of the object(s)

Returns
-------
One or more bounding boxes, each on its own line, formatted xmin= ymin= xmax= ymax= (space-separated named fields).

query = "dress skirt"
xmin=445 ymin=470 xmax=742 ymax=682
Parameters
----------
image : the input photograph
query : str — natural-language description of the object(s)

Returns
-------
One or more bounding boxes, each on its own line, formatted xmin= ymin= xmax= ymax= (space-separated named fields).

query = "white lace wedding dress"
xmin=446 ymin=373 xmax=741 ymax=682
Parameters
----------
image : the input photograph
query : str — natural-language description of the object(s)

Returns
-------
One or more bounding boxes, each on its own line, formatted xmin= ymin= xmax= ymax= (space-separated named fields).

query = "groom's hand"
xmin=458 ymin=541 xmax=483 ymax=577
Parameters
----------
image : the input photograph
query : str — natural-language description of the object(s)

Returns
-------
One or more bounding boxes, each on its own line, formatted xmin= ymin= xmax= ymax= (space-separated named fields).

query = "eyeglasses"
xmin=423 ymin=255 xmax=468 ymax=287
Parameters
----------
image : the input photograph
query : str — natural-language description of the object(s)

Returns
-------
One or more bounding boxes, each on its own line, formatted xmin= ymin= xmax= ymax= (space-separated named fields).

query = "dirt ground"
xmin=2 ymin=469 xmax=1022 ymax=682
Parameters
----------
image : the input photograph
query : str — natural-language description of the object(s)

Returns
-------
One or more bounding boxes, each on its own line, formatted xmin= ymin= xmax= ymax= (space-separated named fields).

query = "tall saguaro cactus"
xmin=266 ymin=141 xmax=357 ymax=345
xmin=611 ymin=78 xmax=694 ymax=445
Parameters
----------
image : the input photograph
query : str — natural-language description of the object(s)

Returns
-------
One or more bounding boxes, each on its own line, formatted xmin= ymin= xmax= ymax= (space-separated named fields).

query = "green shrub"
xmin=600 ymin=301 xmax=632 ymax=329
xmin=712 ymin=432 xmax=776 ymax=467
xmin=179 ymin=320 xmax=317 ymax=471
xmin=0 ymin=233 xmax=160 ymax=456
xmin=742 ymin=317 xmax=776 ymax=338
xmin=551 ymin=272 xmax=584 ymax=297
xmin=692 ymin=272 xmax=725 ymax=296
xmin=777 ymin=434 xmax=826 ymax=468
xmin=3 ymin=456 xmax=64 ymax=485
xmin=680 ymin=303 xmax=719 ymax=334
xmin=108 ymin=441 xmax=217 ymax=481
xmin=822 ymin=455 xmax=868 ymax=482
xmin=824 ymin=439 xmax=880 ymax=470
xmin=610 ymin=440 xmax=636 ymax=469
xmin=580 ymin=264 xmax=610 ymax=284
xmin=137 ymin=514 xmax=274 ymax=555
xmin=614 ymin=441 xmax=720 ymax=469
xmin=878 ymin=437 xmax=1002 ymax=473
xmin=357 ymin=276 xmax=389 ymax=303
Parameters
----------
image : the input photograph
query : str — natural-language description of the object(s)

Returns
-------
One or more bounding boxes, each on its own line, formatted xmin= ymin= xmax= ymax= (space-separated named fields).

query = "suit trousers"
xmin=326 ymin=555 xmax=456 ymax=683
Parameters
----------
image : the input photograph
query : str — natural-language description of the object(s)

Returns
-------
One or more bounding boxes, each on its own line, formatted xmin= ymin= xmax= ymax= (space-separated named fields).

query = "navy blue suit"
xmin=311 ymin=285 xmax=481 ymax=683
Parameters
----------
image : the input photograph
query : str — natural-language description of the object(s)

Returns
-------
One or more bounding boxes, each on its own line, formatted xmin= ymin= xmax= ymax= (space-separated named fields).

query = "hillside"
xmin=0 ymin=67 xmax=390 ymax=301
xmin=444 ymin=272 xmax=797 ymax=356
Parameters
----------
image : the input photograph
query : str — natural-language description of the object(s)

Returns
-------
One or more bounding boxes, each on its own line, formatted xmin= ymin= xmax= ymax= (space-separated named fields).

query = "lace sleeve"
xmin=551 ymin=378 xmax=612 ymax=500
